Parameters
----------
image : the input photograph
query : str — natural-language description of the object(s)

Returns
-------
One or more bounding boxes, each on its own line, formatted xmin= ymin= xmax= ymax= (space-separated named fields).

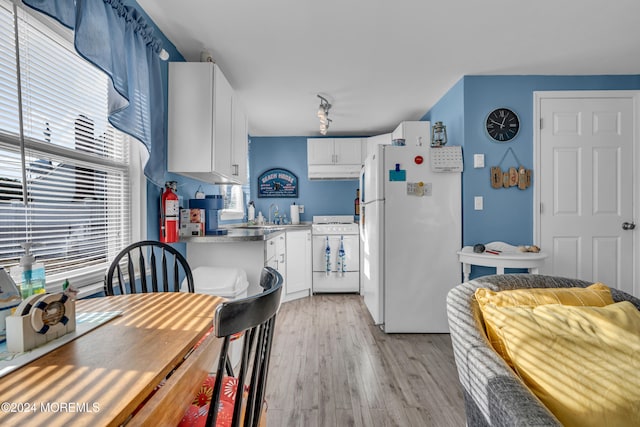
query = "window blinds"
xmin=0 ymin=1 xmax=131 ymax=287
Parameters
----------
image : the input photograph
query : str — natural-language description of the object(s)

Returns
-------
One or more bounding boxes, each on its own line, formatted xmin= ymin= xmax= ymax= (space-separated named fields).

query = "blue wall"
xmin=249 ymin=137 xmax=359 ymax=221
xmin=425 ymin=75 xmax=640 ymax=278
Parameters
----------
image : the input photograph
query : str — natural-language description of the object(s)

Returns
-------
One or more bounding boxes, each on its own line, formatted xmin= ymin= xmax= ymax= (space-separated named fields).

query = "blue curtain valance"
xmin=22 ymin=0 xmax=166 ymax=186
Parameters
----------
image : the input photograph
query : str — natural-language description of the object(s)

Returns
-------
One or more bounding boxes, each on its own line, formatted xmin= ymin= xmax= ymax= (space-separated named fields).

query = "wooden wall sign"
xmin=258 ymin=168 xmax=298 ymax=198
xmin=490 ymin=148 xmax=532 ymax=190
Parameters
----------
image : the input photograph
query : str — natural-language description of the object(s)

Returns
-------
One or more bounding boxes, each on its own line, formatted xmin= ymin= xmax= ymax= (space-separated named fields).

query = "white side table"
xmin=457 ymin=242 xmax=548 ymax=282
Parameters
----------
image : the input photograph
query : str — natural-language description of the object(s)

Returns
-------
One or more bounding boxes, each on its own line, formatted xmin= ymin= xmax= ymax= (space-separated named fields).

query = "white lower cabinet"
xmin=265 ymin=233 xmax=286 ymax=292
xmin=284 ymin=230 xmax=312 ymax=302
xmin=186 ymin=229 xmax=311 ymax=302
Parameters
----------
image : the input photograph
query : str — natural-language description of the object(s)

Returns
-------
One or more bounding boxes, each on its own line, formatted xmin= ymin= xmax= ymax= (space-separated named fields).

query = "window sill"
xmin=46 ymin=281 xmax=104 ymax=299
xmin=219 ymin=210 xmax=245 ymax=221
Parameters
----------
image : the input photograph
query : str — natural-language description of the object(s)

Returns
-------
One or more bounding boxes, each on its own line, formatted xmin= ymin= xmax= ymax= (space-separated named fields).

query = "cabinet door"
xmin=334 ymin=138 xmax=362 ymax=165
xmin=231 ymin=96 xmax=248 ymax=184
xmin=307 ymin=138 xmax=335 ymax=165
xmin=286 ymin=230 xmax=311 ymax=294
xmin=275 ymin=234 xmax=286 ymax=286
xmin=213 ymin=65 xmax=234 ymax=177
xmin=168 ymin=63 xmax=214 ymax=173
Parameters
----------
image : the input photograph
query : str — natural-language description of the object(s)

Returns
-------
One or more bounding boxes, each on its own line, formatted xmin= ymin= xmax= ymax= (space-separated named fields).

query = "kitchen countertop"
xmin=181 ymin=222 xmax=312 ymax=243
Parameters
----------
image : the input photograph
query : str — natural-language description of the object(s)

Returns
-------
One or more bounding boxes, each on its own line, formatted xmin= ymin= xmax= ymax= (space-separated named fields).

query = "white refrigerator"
xmin=359 ymin=143 xmax=461 ymax=333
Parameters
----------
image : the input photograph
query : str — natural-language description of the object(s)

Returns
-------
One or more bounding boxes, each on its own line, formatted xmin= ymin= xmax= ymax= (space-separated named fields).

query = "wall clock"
xmin=485 ymin=108 xmax=520 ymax=142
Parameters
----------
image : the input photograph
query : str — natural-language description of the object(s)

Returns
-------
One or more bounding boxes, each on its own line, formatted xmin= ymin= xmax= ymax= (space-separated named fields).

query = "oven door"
xmin=312 ymin=234 xmax=359 ymax=273
xmin=312 ymin=233 xmax=360 ymax=293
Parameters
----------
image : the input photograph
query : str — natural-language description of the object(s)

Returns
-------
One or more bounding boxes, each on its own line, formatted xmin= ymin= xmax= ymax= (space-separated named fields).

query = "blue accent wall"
xmin=424 ymin=75 xmax=640 ymax=278
xmin=249 ymin=137 xmax=359 ymax=221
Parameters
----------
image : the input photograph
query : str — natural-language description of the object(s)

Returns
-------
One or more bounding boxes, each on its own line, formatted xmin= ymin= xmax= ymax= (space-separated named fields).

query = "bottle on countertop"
xmin=354 ymin=189 xmax=360 ymax=220
xmin=248 ymin=201 xmax=255 ymax=223
xmin=10 ymin=242 xmax=46 ymax=299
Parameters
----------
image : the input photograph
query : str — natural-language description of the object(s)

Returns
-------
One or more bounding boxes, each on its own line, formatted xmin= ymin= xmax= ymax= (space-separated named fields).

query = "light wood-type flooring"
xmin=265 ymin=294 xmax=466 ymax=427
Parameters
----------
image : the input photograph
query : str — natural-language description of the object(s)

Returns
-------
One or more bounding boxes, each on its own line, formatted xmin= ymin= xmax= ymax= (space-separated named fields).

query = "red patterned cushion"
xmin=180 ymin=400 xmax=235 ymax=427
xmin=179 ymin=375 xmax=266 ymax=427
xmin=191 ymin=376 xmax=239 ymax=407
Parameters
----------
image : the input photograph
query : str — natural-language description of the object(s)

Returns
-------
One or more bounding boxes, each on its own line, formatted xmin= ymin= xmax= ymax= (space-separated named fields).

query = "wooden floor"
xmin=265 ymin=294 xmax=466 ymax=427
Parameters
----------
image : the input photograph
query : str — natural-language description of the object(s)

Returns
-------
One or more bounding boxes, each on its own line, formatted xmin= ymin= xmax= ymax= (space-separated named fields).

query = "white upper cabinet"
xmin=231 ymin=95 xmax=248 ymax=185
xmin=307 ymin=138 xmax=335 ymax=164
xmin=167 ymin=62 xmax=239 ymax=184
xmin=307 ymin=138 xmax=362 ymax=180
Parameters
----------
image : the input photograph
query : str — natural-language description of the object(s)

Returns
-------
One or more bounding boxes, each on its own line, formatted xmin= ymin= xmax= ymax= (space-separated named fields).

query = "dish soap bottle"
xmin=248 ymin=201 xmax=256 ymax=224
xmin=10 ymin=242 xmax=46 ymax=299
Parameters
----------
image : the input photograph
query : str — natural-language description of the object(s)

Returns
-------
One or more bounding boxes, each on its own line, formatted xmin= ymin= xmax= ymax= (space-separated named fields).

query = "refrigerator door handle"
xmin=359 ymin=205 xmax=365 ymax=241
xmin=359 ymin=165 xmax=366 ymax=242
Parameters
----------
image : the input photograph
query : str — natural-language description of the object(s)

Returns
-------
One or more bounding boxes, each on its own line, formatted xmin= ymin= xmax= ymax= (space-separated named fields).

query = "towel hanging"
xmin=337 ymin=236 xmax=346 ymax=276
xmin=325 ymin=236 xmax=331 ymax=275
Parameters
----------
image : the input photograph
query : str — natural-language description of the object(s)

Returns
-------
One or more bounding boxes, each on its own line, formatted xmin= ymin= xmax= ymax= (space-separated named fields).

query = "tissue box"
xmin=180 ymin=208 xmax=205 ymax=236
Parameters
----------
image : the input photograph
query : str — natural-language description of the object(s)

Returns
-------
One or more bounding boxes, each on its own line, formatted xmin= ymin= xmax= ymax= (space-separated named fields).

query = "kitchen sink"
xmin=232 ymin=223 xmax=311 ymax=231
xmin=234 ymin=224 xmax=284 ymax=230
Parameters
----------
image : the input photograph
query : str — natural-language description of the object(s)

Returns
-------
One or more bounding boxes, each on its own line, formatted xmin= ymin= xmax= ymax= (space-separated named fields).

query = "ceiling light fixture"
xmin=317 ymin=94 xmax=332 ymax=135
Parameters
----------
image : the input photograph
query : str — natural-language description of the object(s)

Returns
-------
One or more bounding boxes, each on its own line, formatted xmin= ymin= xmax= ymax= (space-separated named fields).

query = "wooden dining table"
xmin=0 ymin=292 xmax=224 ymax=427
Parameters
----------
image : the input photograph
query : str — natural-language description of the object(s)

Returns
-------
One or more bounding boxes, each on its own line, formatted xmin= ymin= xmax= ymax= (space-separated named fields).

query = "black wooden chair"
xmin=179 ymin=266 xmax=283 ymax=427
xmin=104 ymin=240 xmax=194 ymax=296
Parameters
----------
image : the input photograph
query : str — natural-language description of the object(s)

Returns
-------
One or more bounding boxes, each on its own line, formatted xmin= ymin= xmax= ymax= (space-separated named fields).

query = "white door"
xmin=537 ymin=93 xmax=637 ymax=295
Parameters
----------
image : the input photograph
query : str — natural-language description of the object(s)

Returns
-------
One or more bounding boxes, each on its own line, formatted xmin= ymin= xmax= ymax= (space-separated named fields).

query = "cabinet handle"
xmin=232 ymin=164 xmax=239 ymax=176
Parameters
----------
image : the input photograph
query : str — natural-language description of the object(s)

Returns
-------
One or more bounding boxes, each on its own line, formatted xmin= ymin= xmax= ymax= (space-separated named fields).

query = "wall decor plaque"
xmin=258 ymin=168 xmax=298 ymax=198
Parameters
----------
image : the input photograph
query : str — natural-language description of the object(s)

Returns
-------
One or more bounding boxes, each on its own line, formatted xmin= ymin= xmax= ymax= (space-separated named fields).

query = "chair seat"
xmin=179 ymin=375 xmax=266 ymax=427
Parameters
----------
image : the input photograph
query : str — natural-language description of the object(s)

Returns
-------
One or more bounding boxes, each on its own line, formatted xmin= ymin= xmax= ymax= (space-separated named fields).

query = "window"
xmin=0 ymin=1 xmax=141 ymax=292
xmin=219 ymin=184 xmax=247 ymax=221
xmin=219 ymin=156 xmax=249 ymax=221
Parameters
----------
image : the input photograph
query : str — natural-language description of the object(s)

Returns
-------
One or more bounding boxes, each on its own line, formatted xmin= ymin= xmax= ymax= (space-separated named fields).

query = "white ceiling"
xmin=137 ymin=0 xmax=640 ymax=137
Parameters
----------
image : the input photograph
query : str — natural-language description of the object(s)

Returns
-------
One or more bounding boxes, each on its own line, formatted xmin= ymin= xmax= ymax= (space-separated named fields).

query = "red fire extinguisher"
xmin=160 ymin=181 xmax=179 ymax=243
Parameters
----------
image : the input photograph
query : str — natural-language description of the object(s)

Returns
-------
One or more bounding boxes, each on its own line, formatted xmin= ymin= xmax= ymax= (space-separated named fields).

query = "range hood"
xmin=308 ymin=164 xmax=360 ymax=180
xmin=173 ymin=170 xmax=241 ymax=185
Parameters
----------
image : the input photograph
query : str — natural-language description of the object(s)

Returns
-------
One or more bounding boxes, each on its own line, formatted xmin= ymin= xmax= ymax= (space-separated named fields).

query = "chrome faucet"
xmin=268 ymin=203 xmax=279 ymax=225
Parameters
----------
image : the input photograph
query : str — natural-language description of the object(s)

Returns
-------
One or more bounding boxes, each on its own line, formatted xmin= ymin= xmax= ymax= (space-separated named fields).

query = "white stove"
xmin=311 ymin=215 xmax=360 ymax=293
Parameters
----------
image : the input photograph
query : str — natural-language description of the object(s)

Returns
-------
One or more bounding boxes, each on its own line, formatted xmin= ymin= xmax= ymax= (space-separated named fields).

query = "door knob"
xmin=622 ymin=222 xmax=636 ymax=230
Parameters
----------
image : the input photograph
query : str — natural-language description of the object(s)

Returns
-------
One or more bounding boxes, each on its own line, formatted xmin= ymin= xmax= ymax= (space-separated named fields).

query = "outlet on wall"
xmin=298 ymin=205 xmax=304 ymax=213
